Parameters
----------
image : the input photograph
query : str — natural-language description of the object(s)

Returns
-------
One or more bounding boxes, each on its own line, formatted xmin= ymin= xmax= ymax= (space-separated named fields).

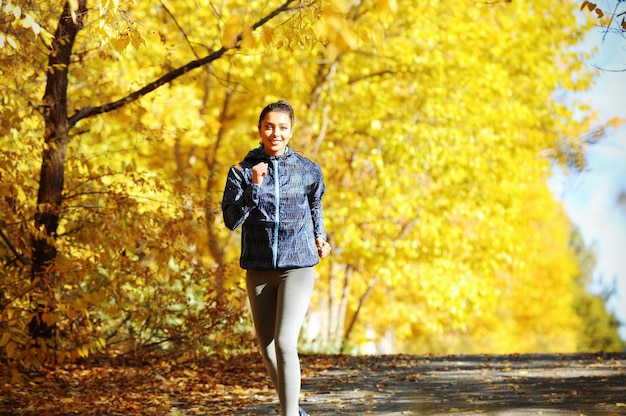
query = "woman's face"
xmin=258 ymin=111 xmax=293 ymax=156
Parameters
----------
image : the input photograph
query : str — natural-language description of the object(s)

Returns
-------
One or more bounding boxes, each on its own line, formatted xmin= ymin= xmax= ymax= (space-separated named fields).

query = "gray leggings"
xmin=246 ymin=267 xmax=315 ymax=416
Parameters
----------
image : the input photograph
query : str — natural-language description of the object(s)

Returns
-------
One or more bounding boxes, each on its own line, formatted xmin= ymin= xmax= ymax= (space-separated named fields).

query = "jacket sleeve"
xmin=308 ymin=165 xmax=327 ymax=240
xmin=222 ymin=165 xmax=259 ymax=231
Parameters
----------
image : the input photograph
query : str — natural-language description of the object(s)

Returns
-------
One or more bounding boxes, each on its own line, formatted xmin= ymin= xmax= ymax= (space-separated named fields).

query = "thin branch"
xmin=343 ymin=273 xmax=379 ymax=350
xmin=591 ymin=63 xmax=626 ymax=72
xmin=348 ymin=69 xmax=397 ymax=85
xmin=0 ymin=280 xmax=40 ymax=313
xmin=159 ymin=0 xmax=201 ymax=60
xmin=602 ymin=1 xmax=623 ymax=42
xmin=0 ymin=227 xmax=29 ymax=266
xmin=68 ymin=0 xmax=299 ymax=128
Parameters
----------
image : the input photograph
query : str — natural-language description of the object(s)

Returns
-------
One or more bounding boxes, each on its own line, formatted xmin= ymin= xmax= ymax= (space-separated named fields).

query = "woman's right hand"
xmin=252 ymin=162 xmax=269 ymax=185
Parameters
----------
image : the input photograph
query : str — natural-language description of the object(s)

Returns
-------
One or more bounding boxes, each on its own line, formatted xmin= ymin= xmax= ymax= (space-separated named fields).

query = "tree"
xmin=0 ymin=0 xmax=337 ymax=364
xmin=296 ymin=0 xmax=599 ymax=354
xmin=569 ymin=227 xmax=625 ymax=352
xmin=0 ymin=0 xmax=615 ymax=364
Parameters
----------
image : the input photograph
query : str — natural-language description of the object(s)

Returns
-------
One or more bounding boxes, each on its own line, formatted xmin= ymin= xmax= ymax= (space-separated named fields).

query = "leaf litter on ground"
xmin=1 ymin=352 xmax=624 ymax=415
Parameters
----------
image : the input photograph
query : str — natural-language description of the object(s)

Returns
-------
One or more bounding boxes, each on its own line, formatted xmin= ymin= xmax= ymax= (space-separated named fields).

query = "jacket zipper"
xmin=272 ymin=159 xmax=280 ymax=268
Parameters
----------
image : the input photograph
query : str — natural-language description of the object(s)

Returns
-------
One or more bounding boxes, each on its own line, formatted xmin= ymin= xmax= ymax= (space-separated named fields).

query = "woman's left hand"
xmin=316 ymin=237 xmax=331 ymax=258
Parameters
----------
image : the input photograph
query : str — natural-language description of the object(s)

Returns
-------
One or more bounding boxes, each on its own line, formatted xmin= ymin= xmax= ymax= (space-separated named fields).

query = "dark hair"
xmin=258 ymin=99 xmax=295 ymax=128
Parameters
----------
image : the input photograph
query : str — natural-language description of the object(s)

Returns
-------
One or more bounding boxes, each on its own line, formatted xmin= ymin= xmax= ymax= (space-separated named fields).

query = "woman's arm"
xmin=221 ymin=165 xmax=259 ymax=230
xmin=308 ymin=165 xmax=327 ymax=242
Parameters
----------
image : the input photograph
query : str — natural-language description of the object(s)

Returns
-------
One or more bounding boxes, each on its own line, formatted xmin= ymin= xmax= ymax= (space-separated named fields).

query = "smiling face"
xmin=258 ymin=111 xmax=293 ymax=156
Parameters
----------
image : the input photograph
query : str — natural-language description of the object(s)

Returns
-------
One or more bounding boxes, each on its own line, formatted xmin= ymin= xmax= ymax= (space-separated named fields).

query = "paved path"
xmin=236 ymin=353 xmax=626 ymax=416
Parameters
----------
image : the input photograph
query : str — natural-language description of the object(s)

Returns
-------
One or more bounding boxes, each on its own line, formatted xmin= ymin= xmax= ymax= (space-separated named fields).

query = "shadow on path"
xmin=237 ymin=353 xmax=626 ymax=415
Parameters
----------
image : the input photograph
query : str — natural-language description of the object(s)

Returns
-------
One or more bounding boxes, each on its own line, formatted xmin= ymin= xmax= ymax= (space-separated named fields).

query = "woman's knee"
xmin=275 ymin=336 xmax=298 ymax=357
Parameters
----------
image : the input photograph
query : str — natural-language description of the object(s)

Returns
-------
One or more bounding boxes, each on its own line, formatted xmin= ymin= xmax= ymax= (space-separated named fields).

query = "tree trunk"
xmin=205 ymin=86 xmax=233 ymax=305
xmin=333 ymin=265 xmax=352 ymax=350
xmin=29 ymin=0 xmax=87 ymax=341
xmin=342 ymin=274 xmax=379 ymax=353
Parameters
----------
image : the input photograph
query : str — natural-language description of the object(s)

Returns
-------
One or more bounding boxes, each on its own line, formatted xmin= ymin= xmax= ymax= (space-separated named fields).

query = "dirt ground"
xmin=239 ymin=353 xmax=626 ymax=416
xmin=2 ymin=352 xmax=625 ymax=415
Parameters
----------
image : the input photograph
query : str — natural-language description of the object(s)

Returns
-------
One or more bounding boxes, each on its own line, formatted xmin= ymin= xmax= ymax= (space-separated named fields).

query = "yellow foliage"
xmin=0 ymin=0 xmax=609 ymax=363
xmin=0 ymin=1 xmax=53 ymax=51
xmin=222 ymin=15 xmax=244 ymax=48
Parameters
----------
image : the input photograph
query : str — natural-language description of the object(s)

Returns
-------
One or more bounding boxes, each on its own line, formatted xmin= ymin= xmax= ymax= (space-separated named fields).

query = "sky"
xmin=553 ymin=5 xmax=626 ymax=340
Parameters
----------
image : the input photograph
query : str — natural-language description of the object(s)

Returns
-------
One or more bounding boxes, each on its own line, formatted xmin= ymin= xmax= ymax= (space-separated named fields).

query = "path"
xmin=236 ymin=353 xmax=626 ymax=416
xmin=2 ymin=352 xmax=624 ymax=415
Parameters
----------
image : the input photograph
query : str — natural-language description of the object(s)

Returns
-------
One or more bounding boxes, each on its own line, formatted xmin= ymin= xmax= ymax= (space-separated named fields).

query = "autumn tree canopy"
xmin=0 ymin=0 xmax=620 ymax=366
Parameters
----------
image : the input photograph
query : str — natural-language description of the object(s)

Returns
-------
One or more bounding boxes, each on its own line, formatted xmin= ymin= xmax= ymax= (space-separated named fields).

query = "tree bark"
xmin=29 ymin=0 xmax=87 ymax=340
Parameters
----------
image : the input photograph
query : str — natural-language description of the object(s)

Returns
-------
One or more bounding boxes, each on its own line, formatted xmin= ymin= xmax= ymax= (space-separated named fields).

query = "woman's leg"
xmin=275 ymin=268 xmax=315 ymax=416
xmin=246 ymin=268 xmax=315 ymax=416
xmin=246 ymin=270 xmax=280 ymax=388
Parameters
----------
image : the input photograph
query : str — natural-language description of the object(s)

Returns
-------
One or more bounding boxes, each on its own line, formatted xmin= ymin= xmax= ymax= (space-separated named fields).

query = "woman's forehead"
xmin=261 ymin=111 xmax=292 ymax=124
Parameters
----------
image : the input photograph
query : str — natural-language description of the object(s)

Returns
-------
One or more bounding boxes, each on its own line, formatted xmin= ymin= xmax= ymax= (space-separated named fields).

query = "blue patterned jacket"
xmin=222 ymin=146 xmax=327 ymax=270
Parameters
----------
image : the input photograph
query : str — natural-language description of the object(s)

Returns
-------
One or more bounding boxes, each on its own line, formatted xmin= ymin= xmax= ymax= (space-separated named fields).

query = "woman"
xmin=222 ymin=100 xmax=331 ymax=416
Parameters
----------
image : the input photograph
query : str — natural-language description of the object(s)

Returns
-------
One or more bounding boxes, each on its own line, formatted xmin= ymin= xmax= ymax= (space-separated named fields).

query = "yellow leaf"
xmin=6 ymin=341 xmax=16 ymax=358
xmin=42 ymin=312 xmax=56 ymax=326
xmin=0 ymin=331 xmax=10 ymax=347
xmin=111 ymin=35 xmax=129 ymax=52
xmin=6 ymin=34 xmax=17 ymax=49
xmin=69 ymin=0 xmax=79 ymax=23
xmin=78 ymin=345 xmax=89 ymax=358
xmin=11 ymin=5 xmax=21 ymax=19
xmin=263 ymin=28 xmax=274 ymax=46
xmin=222 ymin=16 xmax=242 ymax=48
xmin=376 ymin=0 xmax=398 ymax=14
xmin=241 ymin=25 xmax=255 ymax=49
xmin=130 ymin=31 xmax=144 ymax=49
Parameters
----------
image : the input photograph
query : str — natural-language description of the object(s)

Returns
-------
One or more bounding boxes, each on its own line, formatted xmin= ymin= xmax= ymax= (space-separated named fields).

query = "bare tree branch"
xmin=0 ymin=227 xmax=29 ymax=266
xmin=68 ymin=0 xmax=299 ymax=128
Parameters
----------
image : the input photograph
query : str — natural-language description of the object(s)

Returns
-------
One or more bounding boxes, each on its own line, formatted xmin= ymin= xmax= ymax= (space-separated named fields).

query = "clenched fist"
xmin=316 ymin=237 xmax=331 ymax=258
xmin=252 ymin=162 xmax=269 ymax=185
